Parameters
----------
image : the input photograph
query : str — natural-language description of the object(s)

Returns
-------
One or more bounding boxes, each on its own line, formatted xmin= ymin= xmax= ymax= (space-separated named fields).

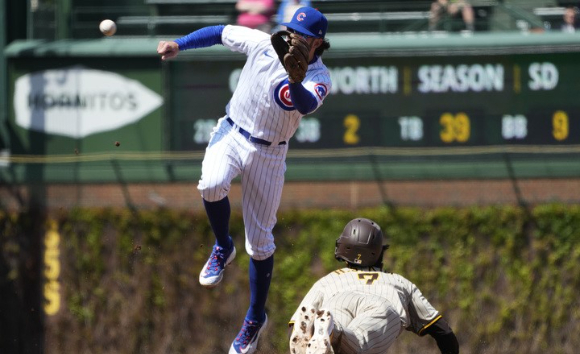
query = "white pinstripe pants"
xmin=197 ymin=117 xmax=288 ymax=260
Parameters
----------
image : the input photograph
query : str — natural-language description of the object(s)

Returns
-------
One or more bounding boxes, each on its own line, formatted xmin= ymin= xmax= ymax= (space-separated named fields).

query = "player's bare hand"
xmin=157 ymin=41 xmax=180 ymax=60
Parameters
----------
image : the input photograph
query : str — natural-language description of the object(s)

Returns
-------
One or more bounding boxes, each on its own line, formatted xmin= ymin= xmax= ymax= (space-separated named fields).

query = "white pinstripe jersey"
xmin=291 ymin=267 xmax=440 ymax=335
xmin=221 ymin=25 xmax=331 ymax=145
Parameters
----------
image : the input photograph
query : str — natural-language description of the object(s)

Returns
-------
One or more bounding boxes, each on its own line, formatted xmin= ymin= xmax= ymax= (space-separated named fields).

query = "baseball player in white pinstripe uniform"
xmin=157 ymin=7 xmax=331 ymax=354
xmin=289 ymin=218 xmax=459 ymax=354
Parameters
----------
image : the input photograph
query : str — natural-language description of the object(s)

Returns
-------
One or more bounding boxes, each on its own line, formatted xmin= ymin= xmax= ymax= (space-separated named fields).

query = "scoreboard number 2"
xmin=343 ymin=114 xmax=361 ymax=145
xmin=440 ymin=112 xmax=471 ymax=143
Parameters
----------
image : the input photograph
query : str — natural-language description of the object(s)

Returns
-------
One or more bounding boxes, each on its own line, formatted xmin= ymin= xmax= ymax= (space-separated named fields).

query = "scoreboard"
xmin=169 ymin=48 xmax=580 ymax=151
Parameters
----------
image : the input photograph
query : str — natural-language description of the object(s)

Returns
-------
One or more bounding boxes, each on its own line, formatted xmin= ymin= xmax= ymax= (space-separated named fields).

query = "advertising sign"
xmin=14 ymin=66 xmax=163 ymax=138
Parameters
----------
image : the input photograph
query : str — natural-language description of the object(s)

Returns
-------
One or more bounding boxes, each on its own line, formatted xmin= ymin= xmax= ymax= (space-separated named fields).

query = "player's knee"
xmin=198 ymin=181 xmax=230 ymax=202
xmin=246 ymin=242 xmax=276 ymax=260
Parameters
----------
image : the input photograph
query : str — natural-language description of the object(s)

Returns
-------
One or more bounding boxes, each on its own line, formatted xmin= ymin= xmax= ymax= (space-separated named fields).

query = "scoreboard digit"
xmin=552 ymin=111 xmax=569 ymax=141
xmin=343 ymin=114 xmax=360 ymax=145
xmin=439 ymin=112 xmax=471 ymax=144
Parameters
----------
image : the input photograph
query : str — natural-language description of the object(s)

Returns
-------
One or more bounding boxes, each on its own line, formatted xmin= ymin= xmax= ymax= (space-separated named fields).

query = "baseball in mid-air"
xmin=99 ymin=19 xmax=117 ymax=36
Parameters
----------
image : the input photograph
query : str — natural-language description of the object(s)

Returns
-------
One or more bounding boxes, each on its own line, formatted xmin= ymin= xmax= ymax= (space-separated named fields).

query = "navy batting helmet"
xmin=335 ymin=218 xmax=389 ymax=267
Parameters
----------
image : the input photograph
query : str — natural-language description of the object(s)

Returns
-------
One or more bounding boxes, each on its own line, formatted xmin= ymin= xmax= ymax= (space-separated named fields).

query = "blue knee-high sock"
xmin=246 ymin=255 xmax=274 ymax=323
xmin=203 ymin=197 xmax=232 ymax=250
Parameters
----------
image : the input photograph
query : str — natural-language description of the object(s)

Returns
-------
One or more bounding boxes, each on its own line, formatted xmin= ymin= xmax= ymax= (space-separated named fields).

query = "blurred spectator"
xmin=236 ymin=0 xmax=276 ymax=33
xmin=276 ymin=0 xmax=312 ymax=29
xmin=561 ymin=6 xmax=577 ymax=33
xmin=429 ymin=0 xmax=475 ymax=32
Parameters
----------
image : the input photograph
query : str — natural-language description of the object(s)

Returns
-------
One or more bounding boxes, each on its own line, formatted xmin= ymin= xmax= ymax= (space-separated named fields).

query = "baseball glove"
xmin=271 ymin=30 xmax=311 ymax=83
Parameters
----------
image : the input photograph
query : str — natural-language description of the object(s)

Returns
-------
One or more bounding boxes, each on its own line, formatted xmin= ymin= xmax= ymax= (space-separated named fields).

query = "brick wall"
xmin=1 ymin=178 xmax=578 ymax=211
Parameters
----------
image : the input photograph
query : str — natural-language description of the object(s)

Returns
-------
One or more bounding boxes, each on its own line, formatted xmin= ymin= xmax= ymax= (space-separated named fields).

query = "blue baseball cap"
xmin=281 ymin=7 xmax=328 ymax=38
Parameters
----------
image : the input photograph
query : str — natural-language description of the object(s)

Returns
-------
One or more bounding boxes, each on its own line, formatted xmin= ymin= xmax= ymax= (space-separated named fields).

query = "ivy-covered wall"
xmin=1 ymin=205 xmax=579 ymax=354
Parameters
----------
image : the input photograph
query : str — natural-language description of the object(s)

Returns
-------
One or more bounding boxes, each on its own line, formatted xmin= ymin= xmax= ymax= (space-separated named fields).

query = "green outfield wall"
xmin=3 ymin=31 xmax=580 ymax=183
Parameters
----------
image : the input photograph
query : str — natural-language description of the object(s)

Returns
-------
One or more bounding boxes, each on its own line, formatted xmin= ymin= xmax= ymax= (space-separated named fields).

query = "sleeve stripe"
xmin=418 ymin=314 xmax=442 ymax=336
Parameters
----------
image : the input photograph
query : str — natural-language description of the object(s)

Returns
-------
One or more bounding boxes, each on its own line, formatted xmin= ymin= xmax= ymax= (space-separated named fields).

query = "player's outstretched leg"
xmin=306 ymin=309 xmax=334 ymax=354
xmin=199 ymin=196 xmax=236 ymax=287
xmin=199 ymin=240 xmax=236 ymax=287
xmin=290 ymin=305 xmax=317 ymax=354
xmin=229 ymin=314 xmax=268 ymax=354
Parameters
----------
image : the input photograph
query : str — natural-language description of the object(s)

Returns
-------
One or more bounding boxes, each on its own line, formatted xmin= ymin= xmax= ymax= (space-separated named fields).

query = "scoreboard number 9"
xmin=552 ymin=110 xmax=569 ymax=141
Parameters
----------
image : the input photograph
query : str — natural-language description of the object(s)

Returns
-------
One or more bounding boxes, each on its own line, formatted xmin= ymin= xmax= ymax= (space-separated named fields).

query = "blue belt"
xmin=226 ymin=117 xmax=287 ymax=146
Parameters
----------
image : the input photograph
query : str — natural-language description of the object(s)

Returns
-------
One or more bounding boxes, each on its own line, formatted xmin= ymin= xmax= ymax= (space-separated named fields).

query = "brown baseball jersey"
xmin=290 ymin=267 xmax=441 ymax=354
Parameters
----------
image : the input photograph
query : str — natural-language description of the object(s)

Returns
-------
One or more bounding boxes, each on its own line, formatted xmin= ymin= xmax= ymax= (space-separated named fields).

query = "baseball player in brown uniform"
xmin=288 ymin=218 xmax=459 ymax=354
